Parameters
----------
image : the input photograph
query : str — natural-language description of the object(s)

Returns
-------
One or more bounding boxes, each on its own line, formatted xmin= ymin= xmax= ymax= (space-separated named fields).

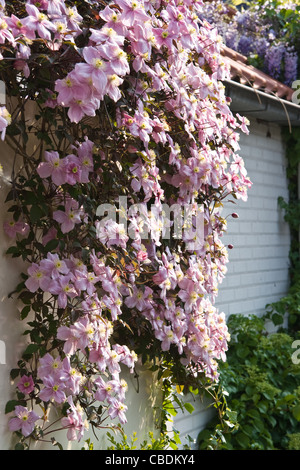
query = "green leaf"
xmin=235 ymin=432 xmax=250 ymax=449
xmin=267 ymin=416 xmax=277 ymax=427
xmin=271 ymin=313 xmax=284 ymax=326
xmin=257 ymin=401 xmax=268 ymax=413
xmin=236 ymin=346 xmax=250 ymax=359
xmin=292 ymin=404 xmax=300 ymax=421
xmin=6 ymin=246 xmax=20 ymax=255
xmin=226 ymin=410 xmax=238 ymax=422
xmin=245 ymin=385 xmax=254 ymax=396
xmin=169 ymin=440 xmax=178 ymax=450
xmin=183 ymin=402 xmax=195 ymax=414
xmin=251 ymin=419 xmax=264 ymax=433
xmin=23 ymin=343 xmax=40 ymax=356
xmin=45 ymin=239 xmax=59 ymax=252
xmin=164 ymin=403 xmax=177 ymax=417
xmin=5 ymin=400 xmax=21 ymax=414
xmin=15 ymin=443 xmax=26 ymax=450
xmin=21 ymin=191 xmax=38 ymax=205
xmin=10 ymin=369 xmax=20 ymax=380
xmin=30 ymin=205 xmax=45 ymax=223
xmin=20 ymin=305 xmax=31 ymax=320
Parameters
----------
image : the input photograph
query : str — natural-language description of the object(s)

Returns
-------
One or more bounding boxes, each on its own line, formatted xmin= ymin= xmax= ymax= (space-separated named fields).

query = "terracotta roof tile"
xmin=221 ymin=45 xmax=294 ymax=101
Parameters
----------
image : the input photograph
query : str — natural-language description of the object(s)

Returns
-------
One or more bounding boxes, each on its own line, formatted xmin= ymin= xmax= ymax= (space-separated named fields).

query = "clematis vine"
xmin=1 ymin=0 xmax=251 ymax=450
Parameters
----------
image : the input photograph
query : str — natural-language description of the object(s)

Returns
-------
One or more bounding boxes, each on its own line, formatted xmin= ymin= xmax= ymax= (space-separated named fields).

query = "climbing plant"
xmin=0 ymin=0 xmax=251 ymax=449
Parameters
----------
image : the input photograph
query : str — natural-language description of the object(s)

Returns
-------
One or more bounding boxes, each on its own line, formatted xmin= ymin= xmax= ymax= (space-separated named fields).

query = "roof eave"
xmin=224 ymin=79 xmax=300 ymax=128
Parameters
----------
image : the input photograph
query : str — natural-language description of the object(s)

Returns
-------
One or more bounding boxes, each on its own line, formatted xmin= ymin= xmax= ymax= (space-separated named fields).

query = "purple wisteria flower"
xmin=265 ymin=43 xmax=286 ymax=79
xmin=237 ymin=35 xmax=253 ymax=56
xmin=284 ymin=48 xmax=298 ymax=85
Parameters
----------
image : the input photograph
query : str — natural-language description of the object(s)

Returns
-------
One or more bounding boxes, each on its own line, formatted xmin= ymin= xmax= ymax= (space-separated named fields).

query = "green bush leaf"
xmin=235 ymin=432 xmax=250 ymax=449
xmin=292 ymin=405 xmax=300 ymax=421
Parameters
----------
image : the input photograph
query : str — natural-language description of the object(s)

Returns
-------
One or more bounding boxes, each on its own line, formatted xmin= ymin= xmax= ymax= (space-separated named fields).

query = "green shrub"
xmin=197 ymin=314 xmax=300 ymax=450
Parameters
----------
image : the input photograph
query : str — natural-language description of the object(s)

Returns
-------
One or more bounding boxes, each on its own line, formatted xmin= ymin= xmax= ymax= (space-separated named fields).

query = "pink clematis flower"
xmin=3 ymin=219 xmax=29 ymax=238
xmin=161 ymin=325 xmax=176 ymax=351
xmin=48 ymin=273 xmax=78 ymax=309
xmin=69 ymin=317 xmax=95 ymax=352
xmin=94 ymin=376 xmax=116 ymax=403
xmin=46 ymin=0 xmax=65 ymax=16
xmin=153 ymin=26 xmax=176 ymax=50
xmin=40 ymin=253 xmax=69 ymax=279
xmin=98 ymin=6 xmax=126 ymax=36
xmin=102 ymin=293 xmax=123 ymax=321
xmin=9 ymin=406 xmax=40 ymax=437
xmin=37 ymin=151 xmax=67 ymax=186
xmin=17 ymin=375 xmax=35 ymax=395
xmin=64 ymin=5 xmax=83 ymax=34
xmin=125 ymin=285 xmax=153 ymax=311
xmin=67 ymin=95 xmax=99 ymax=124
xmin=57 ymin=325 xmax=80 ymax=356
xmin=64 ymin=154 xmax=83 ymax=185
xmin=0 ymin=17 xmax=15 ymax=44
xmin=108 ymin=399 xmax=128 ymax=424
xmin=37 ymin=353 xmax=63 ymax=379
xmin=105 ymin=74 xmax=123 ymax=101
xmin=24 ymin=4 xmax=57 ymax=40
xmin=25 ymin=262 xmax=52 ymax=293
xmin=99 ymin=43 xmax=130 ymax=76
xmin=27 ymin=0 xmax=49 ymax=9
xmin=53 ymin=199 xmax=83 ymax=234
xmin=96 ymin=219 xmax=128 ymax=249
xmin=6 ymin=14 xmax=36 ymax=40
xmin=76 ymin=140 xmax=94 ymax=182
xmin=61 ymin=396 xmax=87 ymax=442
xmin=55 ymin=71 xmax=88 ymax=107
xmin=39 ymin=375 xmax=66 ymax=404
xmin=89 ymin=26 xmax=125 ymax=47
xmin=82 ymin=46 xmax=109 ymax=95
xmin=74 ymin=270 xmax=100 ymax=295
xmin=118 ymin=0 xmax=149 ymax=27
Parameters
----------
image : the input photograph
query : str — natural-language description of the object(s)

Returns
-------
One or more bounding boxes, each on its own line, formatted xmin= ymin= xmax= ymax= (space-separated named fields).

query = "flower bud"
xmin=231 ymin=213 xmax=239 ymax=218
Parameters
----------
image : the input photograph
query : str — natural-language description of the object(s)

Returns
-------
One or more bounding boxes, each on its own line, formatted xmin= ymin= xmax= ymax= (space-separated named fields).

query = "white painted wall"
xmin=0 ymin=144 xmax=29 ymax=451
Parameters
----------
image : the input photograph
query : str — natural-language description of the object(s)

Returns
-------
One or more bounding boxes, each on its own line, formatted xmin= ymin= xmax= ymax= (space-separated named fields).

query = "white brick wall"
xmin=216 ymin=119 xmax=290 ymax=317
xmin=169 ymin=394 xmax=215 ymax=449
xmin=174 ymin=119 xmax=291 ymax=447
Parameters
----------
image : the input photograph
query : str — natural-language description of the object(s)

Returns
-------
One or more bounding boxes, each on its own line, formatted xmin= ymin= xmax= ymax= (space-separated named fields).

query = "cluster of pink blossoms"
xmin=2 ymin=0 xmax=252 ymax=444
xmin=9 ymin=247 xmax=136 ymax=438
xmin=37 ymin=138 xmax=94 ymax=187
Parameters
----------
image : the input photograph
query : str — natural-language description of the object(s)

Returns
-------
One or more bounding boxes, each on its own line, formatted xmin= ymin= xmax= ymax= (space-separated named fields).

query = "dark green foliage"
xmin=197 ymin=314 xmax=300 ymax=450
